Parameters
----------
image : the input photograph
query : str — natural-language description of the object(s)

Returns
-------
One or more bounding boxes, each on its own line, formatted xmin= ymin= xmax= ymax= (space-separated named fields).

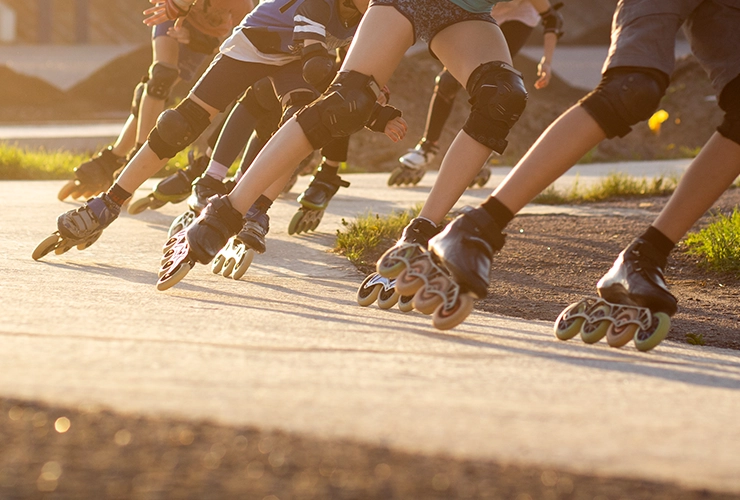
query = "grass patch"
xmin=0 ymin=144 xmax=194 ymax=180
xmin=532 ymin=172 xmax=679 ymax=205
xmin=685 ymin=208 xmax=740 ymax=274
xmin=335 ymin=206 xmax=421 ymax=269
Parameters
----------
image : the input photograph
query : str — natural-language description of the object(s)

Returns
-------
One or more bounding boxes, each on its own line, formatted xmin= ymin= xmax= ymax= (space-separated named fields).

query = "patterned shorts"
xmin=369 ymin=0 xmax=496 ymax=44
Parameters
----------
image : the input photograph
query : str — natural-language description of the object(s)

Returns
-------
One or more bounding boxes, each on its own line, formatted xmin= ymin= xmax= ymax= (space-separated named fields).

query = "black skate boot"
xmin=158 ymin=195 xmax=244 ymax=290
xmin=58 ymin=147 xmax=125 ymax=201
xmin=128 ymin=151 xmax=209 ymax=215
xmin=167 ymin=174 xmax=232 ymax=237
xmin=388 ymin=141 xmax=438 ymax=187
xmin=288 ymin=163 xmax=350 ymax=235
xmin=211 ymin=204 xmax=270 ymax=280
xmin=34 ymin=193 xmax=122 ymax=260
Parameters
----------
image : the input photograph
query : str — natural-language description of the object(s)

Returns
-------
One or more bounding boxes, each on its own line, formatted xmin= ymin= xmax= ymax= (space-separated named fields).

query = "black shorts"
xmin=369 ymin=0 xmax=496 ymax=44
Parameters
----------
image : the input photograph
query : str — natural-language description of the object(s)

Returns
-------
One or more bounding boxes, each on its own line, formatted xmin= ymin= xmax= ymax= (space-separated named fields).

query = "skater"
xmin=156 ymin=0 xmax=527 ymax=324
xmin=420 ymin=0 xmax=740 ymax=346
xmin=34 ymin=0 xmax=374 ymax=260
xmin=58 ymin=0 xmax=253 ymax=202
xmin=389 ymin=0 xmax=563 ymax=188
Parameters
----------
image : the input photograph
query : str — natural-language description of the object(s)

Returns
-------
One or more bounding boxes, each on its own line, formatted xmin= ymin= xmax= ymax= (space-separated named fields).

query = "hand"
xmin=143 ymin=0 xmax=191 ymax=26
xmin=535 ymin=58 xmax=552 ymax=89
xmin=167 ymin=18 xmax=190 ymax=43
xmin=143 ymin=3 xmax=169 ymax=26
xmin=384 ymin=116 xmax=408 ymax=143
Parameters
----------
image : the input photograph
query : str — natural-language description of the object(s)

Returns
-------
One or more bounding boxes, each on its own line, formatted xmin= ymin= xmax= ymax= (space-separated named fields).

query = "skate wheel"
xmin=376 ymin=244 xmax=419 ymax=279
xmin=54 ymin=239 xmax=75 ymax=255
xmin=76 ymin=232 xmax=101 ymax=251
xmin=412 ymin=278 xmax=446 ymax=315
xmin=553 ymin=301 xmax=587 ymax=341
xmin=387 ymin=168 xmax=403 ymax=187
xmin=231 ymin=249 xmax=254 ymax=281
xmin=606 ymin=308 xmax=641 ymax=348
xmin=633 ymin=313 xmax=670 ymax=352
xmin=148 ymin=197 xmax=169 ymax=210
xmin=288 ymin=211 xmax=304 ymax=235
xmin=157 ymin=261 xmax=192 ymax=291
xmin=580 ymin=320 xmax=610 ymax=344
xmin=397 ymin=294 xmax=414 ymax=313
xmin=222 ymin=258 xmax=236 ymax=278
xmin=357 ymin=274 xmax=383 ymax=307
xmin=377 ymin=286 xmax=399 ymax=309
xmin=432 ymin=294 xmax=475 ymax=331
xmin=57 ymin=180 xmax=78 ymax=201
xmin=394 ymin=258 xmax=433 ymax=296
xmin=127 ymin=196 xmax=153 ymax=215
xmin=32 ymin=233 xmax=61 ymax=261
xmin=212 ymin=254 xmax=226 ymax=275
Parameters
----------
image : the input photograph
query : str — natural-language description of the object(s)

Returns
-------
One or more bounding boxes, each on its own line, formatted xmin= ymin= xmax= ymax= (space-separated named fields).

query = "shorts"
xmin=605 ymin=0 xmax=740 ymax=94
xmin=152 ymin=21 xmax=209 ymax=82
xmin=369 ymin=0 xmax=496 ymax=44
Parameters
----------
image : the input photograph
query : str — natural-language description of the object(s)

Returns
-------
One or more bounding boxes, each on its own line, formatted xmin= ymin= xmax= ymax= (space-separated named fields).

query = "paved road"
xmin=2 ymin=172 xmax=739 ymax=494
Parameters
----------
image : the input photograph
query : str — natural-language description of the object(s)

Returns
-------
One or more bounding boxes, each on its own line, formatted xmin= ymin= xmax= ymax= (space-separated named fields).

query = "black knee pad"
xmin=296 ymin=71 xmax=381 ymax=149
xmin=718 ymin=74 xmax=740 ymax=146
xmin=130 ymin=76 xmax=147 ymax=118
xmin=239 ymin=79 xmax=282 ymax=140
xmin=463 ymin=61 xmax=528 ymax=154
xmin=580 ymin=68 xmax=668 ymax=138
xmin=435 ymin=69 xmax=461 ymax=103
xmin=146 ymin=62 xmax=179 ymax=101
xmin=148 ymin=99 xmax=211 ymax=160
xmin=280 ymin=88 xmax=319 ymax=126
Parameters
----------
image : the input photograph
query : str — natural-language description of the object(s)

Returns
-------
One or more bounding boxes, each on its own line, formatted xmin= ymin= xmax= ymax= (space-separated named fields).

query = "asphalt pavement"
xmin=2 ymin=170 xmax=739 ymax=494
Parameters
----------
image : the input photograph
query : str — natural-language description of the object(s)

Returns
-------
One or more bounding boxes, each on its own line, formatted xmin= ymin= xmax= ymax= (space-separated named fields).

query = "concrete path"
xmin=2 ymin=172 xmax=739 ymax=494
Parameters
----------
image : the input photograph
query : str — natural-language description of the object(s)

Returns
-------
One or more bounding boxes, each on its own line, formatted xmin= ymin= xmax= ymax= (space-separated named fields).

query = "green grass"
xmin=334 ymin=206 xmax=421 ymax=267
xmin=532 ymin=172 xmax=680 ymax=205
xmin=0 ymin=144 xmax=194 ymax=180
xmin=684 ymin=208 xmax=740 ymax=274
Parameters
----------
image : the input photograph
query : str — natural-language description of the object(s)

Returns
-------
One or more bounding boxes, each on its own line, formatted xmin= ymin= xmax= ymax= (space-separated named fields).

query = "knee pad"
xmin=463 ymin=61 xmax=528 ymax=154
xmin=435 ymin=69 xmax=461 ymax=103
xmin=239 ymin=79 xmax=282 ymax=140
xmin=146 ymin=62 xmax=179 ymax=101
xmin=148 ymin=99 xmax=211 ymax=160
xmin=296 ymin=71 xmax=381 ymax=149
xmin=718 ymin=74 xmax=740 ymax=146
xmin=130 ymin=76 xmax=147 ymax=118
xmin=280 ymin=88 xmax=319 ymax=126
xmin=321 ymin=136 xmax=349 ymax=163
xmin=580 ymin=68 xmax=668 ymax=138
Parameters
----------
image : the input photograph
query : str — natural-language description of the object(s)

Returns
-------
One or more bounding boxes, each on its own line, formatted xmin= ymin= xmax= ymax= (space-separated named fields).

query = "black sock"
xmin=106 ymin=184 xmax=132 ymax=207
xmin=639 ymin=226 xmax=675 ymax=259
xmin=319 ymin=163 xmax=339 ymax=177
xmin=254 ymin=195 xmax=273 ymax=213
xmin=480 ymin=196 xmax=514 ymax=229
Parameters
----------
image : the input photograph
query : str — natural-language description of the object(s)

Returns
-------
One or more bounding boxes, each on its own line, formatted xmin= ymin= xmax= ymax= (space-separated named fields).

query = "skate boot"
xmin=388 ymin=141 xmax=438 ymax=187
xmin=158 ymin=195 xmax=244 ymax=290
xmin=288 ymin=163 xmax=349 ymax=235
xmin=128 ymin=151 xmax=209 ymax=215
xmin=58 ymin=147 xmax=125 ymax=201
xmin=167 ymin=174 xmax=231 ymax=237
xmin=212 ymin=204 xmax=269 ymax=280
xmin=554 ymin=238 xmax=676 ymax=351
xmin=468 ymin=165 xmax=492 ymax=188
xmin=33 ymin=193 xmax=121 ymax=260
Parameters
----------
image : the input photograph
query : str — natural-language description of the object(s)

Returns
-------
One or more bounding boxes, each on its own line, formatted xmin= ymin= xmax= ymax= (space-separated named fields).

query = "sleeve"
xmin=293 ymin=0 xmax=332 ymax=46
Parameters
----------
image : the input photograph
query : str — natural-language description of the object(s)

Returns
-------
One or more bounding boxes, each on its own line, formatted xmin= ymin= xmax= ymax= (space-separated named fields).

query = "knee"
xmin=580 ymin=68 xmax=668 ymax=138
xmin=239 ymin=78 xmax=282 ymax=139
xmin=718 ymin=74 xmax=740 ymax=146
xmin=296 ymin=71 xmax=381 ymax=149
xmin=462 ymin=61 xmax=528 ymax=153
xmin=435 ymin=69 xmax=461 ymax=102
xmin=146 ymin=62 xmax=179 ymax=101
xmin=280 ymin=88 xmax=319 ymax=126
xmin=148 ymin=99 xmax=211 ymax=160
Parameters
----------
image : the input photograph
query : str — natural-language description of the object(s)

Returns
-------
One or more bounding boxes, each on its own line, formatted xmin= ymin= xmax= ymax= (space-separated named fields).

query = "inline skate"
xmin=58 ymin=147 xmax=125 ymax=201
xmin=33 ymin=193 xmax=120 ymax=260
xmin=158 ymin=195 xmax=244 ymax=290
xmin=387 ymin=141 xmax=437 ymax=187
xmin=554 ymin=238 xmax=675 ymax=351
xmin=356 ymin=273 xmax=415 ymax=311
xmin=212 ymin=204 xmax=269 ymax=280
xmin=288 ymin=163 xmax=349 ymax=235
xmin=468 ymin=166 xmax=492 ymax=188
xmin=128 ymin=151 xmax=209 ymax=215
xmin=167 ymin=174 xmax=234 ymax=237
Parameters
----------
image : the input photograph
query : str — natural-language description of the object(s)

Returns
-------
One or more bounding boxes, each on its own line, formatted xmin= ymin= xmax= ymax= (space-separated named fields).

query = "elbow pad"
xmin=540 ymin=3 xmax=564 ymax=39
xmin=301 ymin=44 xmax=336 ymax=88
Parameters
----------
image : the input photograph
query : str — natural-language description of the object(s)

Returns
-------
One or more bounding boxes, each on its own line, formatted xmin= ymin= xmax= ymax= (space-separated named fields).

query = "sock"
xmin=106 ymin=183 xmax=132 ymax=207
xmin=205 ymin=160 xmax=230 ymax=181
xmin=254 ymin=195 xmax=273 ymax=213
xmin=639 ymin=226 xmax=675 ymax=259
xmin=319 ymin=162 xmax=339 ymax=177
xmin=480 ymin=196 xmax=514 ymax=229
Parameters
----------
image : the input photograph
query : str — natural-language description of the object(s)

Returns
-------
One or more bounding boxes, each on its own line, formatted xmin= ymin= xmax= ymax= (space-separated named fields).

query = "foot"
xmin=73 ymin=147 xmax=125 ymax=193
xmin=398 ymin=141 xmax=438 ymax=170
xmin=57 ymin=193 xmax=121 ymax=240
xmin=188 ymin=174 xmax=231 ymax=214
xmin=154 ymin=151 xmax=210 ymax=201
xmin=297 ymin=164 xmax=350 ymax=211
xmin=186 ymin=195 xmax=245 ymax=264
xmin=237 ymin=205 xmax=270 ymax=254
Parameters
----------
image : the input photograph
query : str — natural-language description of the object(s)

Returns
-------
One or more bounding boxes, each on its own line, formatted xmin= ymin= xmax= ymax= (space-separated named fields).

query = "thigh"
xmin=685 ymin=0 xmax=740 ymax=94
xmin=499 ymin=20 xmax=534 ymax=57
xmin=191 ymin=54 xmax=276 ymax=111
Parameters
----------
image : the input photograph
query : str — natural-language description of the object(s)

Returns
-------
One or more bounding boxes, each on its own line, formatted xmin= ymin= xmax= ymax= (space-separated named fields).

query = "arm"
xmin=527 ymin=0 xmax=564 ymax=89
xmin=143 ymin=0 xmax=196 ymax=26
xmin=293 ymin=0 xmax=337 ymax=87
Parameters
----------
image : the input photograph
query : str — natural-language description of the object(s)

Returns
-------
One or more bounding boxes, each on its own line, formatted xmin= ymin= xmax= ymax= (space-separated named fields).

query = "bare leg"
xmin=227 ymin=5 xmax=414 ymax=214
xmin=493 ymin=105 xmax=607 ymax=214
xmin=110 ymin=114 xmax=137 ymax=157
xmin=652 ymin=133 xmax=740 ymax=242
xmin=418 ymin=21 xmax=512 ymax=224
xmin=137 ymin=35 xmax=180 ymax=145
xmin=115 ymin=94 xmax=220 ymax=193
